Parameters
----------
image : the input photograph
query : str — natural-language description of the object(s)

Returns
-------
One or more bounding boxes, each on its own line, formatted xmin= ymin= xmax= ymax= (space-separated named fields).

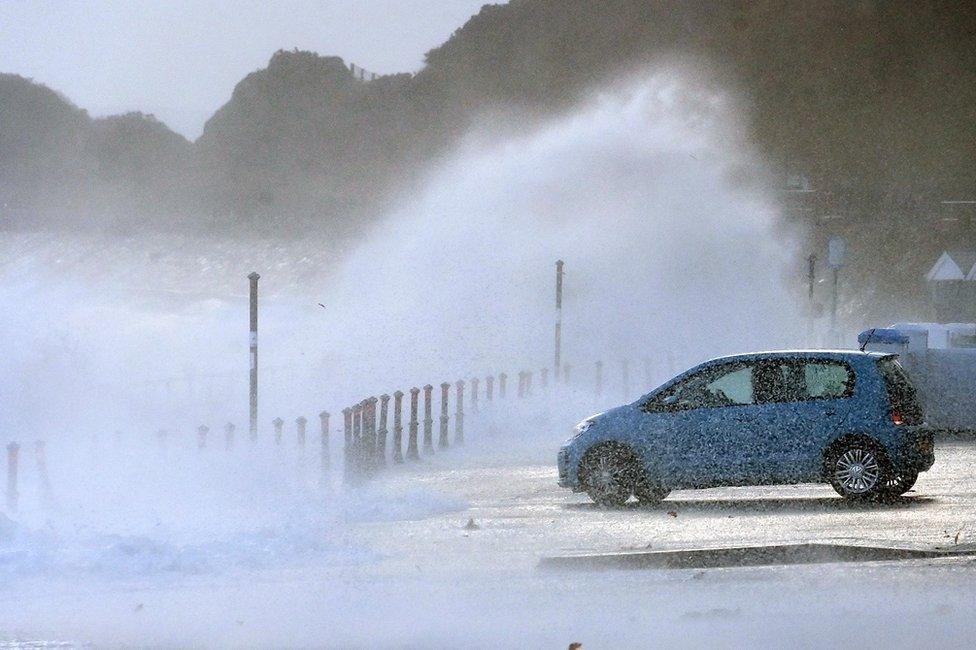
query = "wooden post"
xmin=364 ymin=398 xmax=377 ymax=474
xmin=517 ymin=371 xmax=525 ymax=398
xmin=319 ymin=411 xmax=330 ymax=475
xmin=470 ymin=378 xmax=480 ymax=413
xmin=197 ymin=425 xmax=209 ymax=450
xmin=563 ymin=364 xmax=573 ymax=384
xmin=34 ymin=440 xmax=52 ymax=505
xmin=392 ymin=391 xmax=404 ymax=464
xmin=596 ymin=360 xmax=604 ymax=397
xmin=455 ymin=380 xmax=465 ymax=444
xmin=352 ymin=403 xmax=363 ymax=479
xmin=525 ymin=371 xmax=533 ymax=397
xmin=541 ymin=368 xmax=549 ymax=389
xmin=224 ymin=422 xmax=236 ymax=450
xmin=486 ymin=375 xmax=494 ymax=401
xmin=272 ymin=417 xmax=284 ymax=445
xmin=408 ymin=387 xmax=420 ymax=460
xmin=377 ymin=394 xmax=390 ymax=466
xmin=296 ymin=416 xmax=307 ymax=450
xmin=342 ymin=407 xmax=353 ymax=480
xmin=499 ymin=372 xmax=508 ymax=398
xmin=423 ymin=384 xmax=434 ymax=452
xmin=5 ymin=442 xmax=19 ymax=512
xmin=439 ymin=382 xmax=450 ymax=449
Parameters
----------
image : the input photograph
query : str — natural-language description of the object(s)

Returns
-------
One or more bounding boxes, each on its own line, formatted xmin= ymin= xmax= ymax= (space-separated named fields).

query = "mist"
xmin=0 ymin=68 xmax=801 ymax=442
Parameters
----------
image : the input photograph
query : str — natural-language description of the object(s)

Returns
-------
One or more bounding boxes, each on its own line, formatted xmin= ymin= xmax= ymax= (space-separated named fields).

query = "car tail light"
xmin=891 ymin=410 xmax=905 ymax=425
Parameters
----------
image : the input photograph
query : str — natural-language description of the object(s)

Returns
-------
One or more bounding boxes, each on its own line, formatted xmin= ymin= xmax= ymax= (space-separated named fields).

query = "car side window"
xmin=754 ymin=359 xmax=854 ymax=403
xmin=648 ymin=363 xmax=755 ymax=411
xmin=804 ymin=361 xmax=854 ymax=399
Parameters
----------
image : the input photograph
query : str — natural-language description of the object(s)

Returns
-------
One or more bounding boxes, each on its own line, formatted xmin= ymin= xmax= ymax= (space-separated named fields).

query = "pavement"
xmin=359 ymin=438 xmax=976 ymax=573
xmin=4 ymin=437 xmax=976 ymax=647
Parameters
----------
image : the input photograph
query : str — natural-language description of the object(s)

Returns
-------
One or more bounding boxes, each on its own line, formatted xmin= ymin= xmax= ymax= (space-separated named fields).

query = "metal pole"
xmin=248 ymin=272 xmax=260 ymax=441
xmin=554 ymin=260 xmax=564 ymax=381
xmin=831 ymin=267 xmax=839 ymax=336
xmin=807 ymin=254 xmax=817 ymax=300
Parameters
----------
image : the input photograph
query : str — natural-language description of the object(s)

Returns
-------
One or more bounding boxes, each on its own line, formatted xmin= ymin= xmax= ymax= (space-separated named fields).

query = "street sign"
xmin=827 ymin=236 xmax=847 ymax=269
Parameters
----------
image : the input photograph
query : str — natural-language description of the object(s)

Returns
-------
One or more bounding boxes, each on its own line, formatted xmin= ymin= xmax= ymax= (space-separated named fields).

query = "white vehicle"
xmin=859 ymin=323 xmax=976 ymax=432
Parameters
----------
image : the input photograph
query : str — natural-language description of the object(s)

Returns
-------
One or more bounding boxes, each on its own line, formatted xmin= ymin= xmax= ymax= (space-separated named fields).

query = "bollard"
xmin=377 ymin=394 xmax=390 ymax=467
xmin=342 ymin=407 xmax=353 ymax=480
xmin=273 ymin=417 xmax=284 ymax=445
xmin=34 ymin=441 xmax=53 ymax=505
xmin=517 ymin=371 xmax=525 ymax=398
xmin=352 ymin=403 xmax=364 ymax=480
xmin=525 ymin=371 xmax=533 ymax=397
xmin=541 ymin=368 xmax=549 ymax=389
xmin=595 ymin=360 xmax=604 ymax=397
xmin=6 ymin=442 xmax=19 ymax=512
xmin=364 ymin=398 xmax=378 ymax=474
xmin=486 ymin=375 xmax=494 ymax=401
xmin=499 ymin=372 xmax=508 ymax=398
xmin=319 ymin=411 xmax=330 ymax=475
xmin=197 ymin=425 xmax=209 ymax=450
xmin=296 ymin=416 xmax=307 ymax=450
xmin=470 ymin=378 xmax=480 ymax=414
xmin=392 ymin=391 xmax=404 ymax=464
xmin=225 ymin=422 xmax=236 ymax=450
xmin=408 ymin=387 xmax=420 ymax=460
xmin=423 ymin=384 xmax=434 ymax=453
xmin=439 ymin=382 xmax=450 ymax=449
xmin=621 ymin=359 xmax=630 ymax=401
xmin=455 ymin=380 xmax=465 ymax=444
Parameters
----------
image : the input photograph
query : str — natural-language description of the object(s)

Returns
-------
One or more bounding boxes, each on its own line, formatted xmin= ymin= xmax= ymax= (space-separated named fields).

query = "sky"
xmin=0 ymin=0 xmax=491 ymax=140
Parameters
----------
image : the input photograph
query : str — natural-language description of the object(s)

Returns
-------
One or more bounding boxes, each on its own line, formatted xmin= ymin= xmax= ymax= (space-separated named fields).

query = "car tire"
xmin=882 ymin=470 xmax=918 ymax=498
xmin=579 ymin=444 xmax=638 ymax=507
xmin=634 ymin=477 xmax=670 ymax=506
xmin=826 ymin=439 xmax=891 ymax=501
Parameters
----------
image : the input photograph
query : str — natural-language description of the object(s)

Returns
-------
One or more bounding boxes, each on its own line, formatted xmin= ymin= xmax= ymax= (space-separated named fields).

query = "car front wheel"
xmin=827 ymin=443 xmax=890 ymax=501
xmin=580 ymin=444 xmax=638 ymax=507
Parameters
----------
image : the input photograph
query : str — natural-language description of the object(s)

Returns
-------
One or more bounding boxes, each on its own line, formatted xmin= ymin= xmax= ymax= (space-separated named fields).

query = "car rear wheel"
xmin=827 ymin=442 xmax=890 ymax=501
xmin=580 ymin=445 xmax=638 ymax=507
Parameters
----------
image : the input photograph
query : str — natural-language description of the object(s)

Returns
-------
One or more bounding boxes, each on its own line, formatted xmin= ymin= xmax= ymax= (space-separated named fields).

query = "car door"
xmin=647 ymin=361 xmax=763 ymax=486
xmin=753 ymin=358 xmax=855 ymax=481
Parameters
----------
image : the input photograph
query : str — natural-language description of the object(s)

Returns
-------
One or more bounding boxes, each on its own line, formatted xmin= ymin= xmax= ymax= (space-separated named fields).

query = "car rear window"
xmin=876 ymin=356 xmax=924 ymax=424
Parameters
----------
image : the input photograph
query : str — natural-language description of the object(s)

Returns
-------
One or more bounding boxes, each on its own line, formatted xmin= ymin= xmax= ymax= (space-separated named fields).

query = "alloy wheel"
xmin=833 ymin=448 xmax=882 ymax=494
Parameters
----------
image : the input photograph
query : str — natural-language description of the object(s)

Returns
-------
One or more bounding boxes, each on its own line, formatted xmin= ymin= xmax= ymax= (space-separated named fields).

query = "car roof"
xmin=699 ymin=349 xmax=892 ymax=365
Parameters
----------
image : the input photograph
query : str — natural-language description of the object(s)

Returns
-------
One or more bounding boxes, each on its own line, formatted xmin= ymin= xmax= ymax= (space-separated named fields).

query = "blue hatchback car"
xmin=558 ymin=351 xmax=934 ymax=505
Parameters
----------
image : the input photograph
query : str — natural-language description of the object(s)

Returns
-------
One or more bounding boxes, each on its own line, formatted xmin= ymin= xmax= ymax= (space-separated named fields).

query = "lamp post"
xmin=827 ymin=236 xmax=847 ymax=346
xmin=248 ymin=272 xmax=260 ymax=441
xmin=554 ymin=260 xmax=564 ymax=382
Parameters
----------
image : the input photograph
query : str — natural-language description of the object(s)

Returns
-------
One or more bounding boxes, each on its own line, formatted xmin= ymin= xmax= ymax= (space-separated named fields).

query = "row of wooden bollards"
xmin=342 ymin=371 xmax=540 ymax=482
xmin=4 ymin=441 xmax=52 ymax=513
